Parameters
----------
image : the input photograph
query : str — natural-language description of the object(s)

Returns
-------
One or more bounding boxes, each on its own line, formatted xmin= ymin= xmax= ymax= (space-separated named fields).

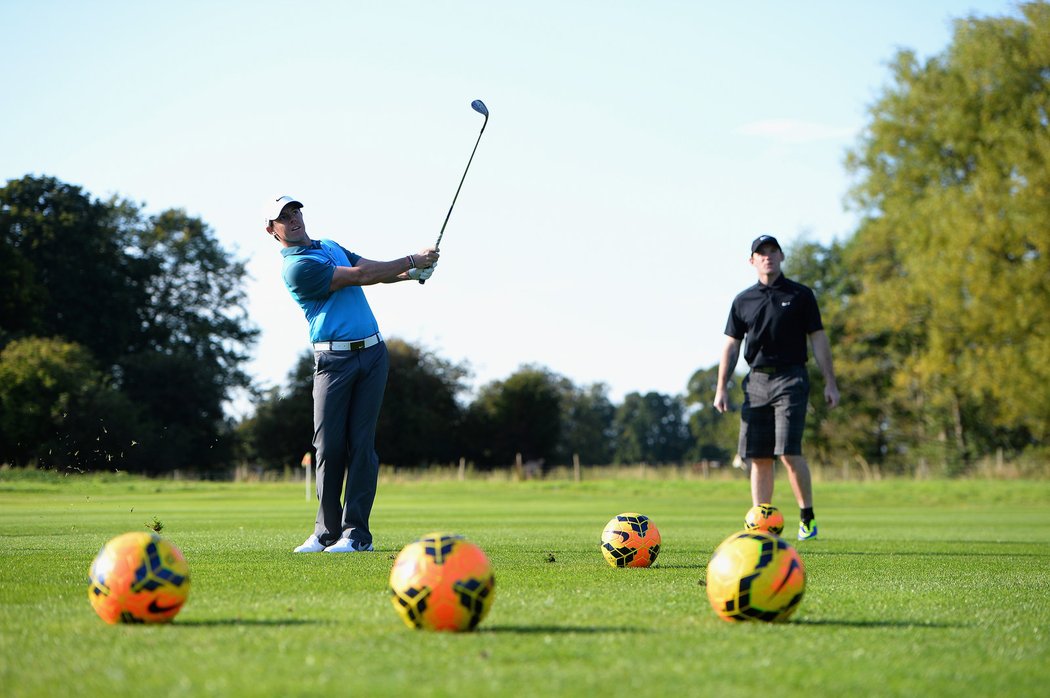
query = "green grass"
xmin=1 ymin=472 xmax=1048 ymax=697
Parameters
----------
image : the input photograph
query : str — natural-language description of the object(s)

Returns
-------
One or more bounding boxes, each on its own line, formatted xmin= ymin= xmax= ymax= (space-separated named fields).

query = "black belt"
xmin=751 ymin=365 xmax=800 ymax=375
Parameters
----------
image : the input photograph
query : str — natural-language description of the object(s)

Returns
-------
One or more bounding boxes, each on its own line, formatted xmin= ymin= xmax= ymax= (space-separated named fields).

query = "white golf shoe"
xmin=324 ymin=534 xmax=374 ymax=553
xmin=293 ymin=534 xmax=326 ymax=553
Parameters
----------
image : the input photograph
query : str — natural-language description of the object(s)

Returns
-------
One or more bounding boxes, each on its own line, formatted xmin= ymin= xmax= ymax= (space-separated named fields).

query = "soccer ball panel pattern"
xmin=389 ymin=532 xmax=495 ymax=632
xmin=600 ymin=513 xmax=661 ymax=568
xmin=744 ymin=504 xmax=785 ymax=536
xmin=705 ymin=531 xmax=805 ymax=622
xmin=88 ymin=532 xmax=190 ymax=624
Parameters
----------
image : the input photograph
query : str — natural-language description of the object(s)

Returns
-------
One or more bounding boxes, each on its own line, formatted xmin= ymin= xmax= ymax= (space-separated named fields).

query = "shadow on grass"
xmin=480 ymin=625 xmax=649 ymax=635
xmin=172 ymin=618 xmax=330 ymax=627
xmin=651 ymin=563 xmax=708 ymax=570
xmin=804 ymin=549 xmax=1049 ymax=558
xmin=791 ymin=618 xmax=965 ymax=629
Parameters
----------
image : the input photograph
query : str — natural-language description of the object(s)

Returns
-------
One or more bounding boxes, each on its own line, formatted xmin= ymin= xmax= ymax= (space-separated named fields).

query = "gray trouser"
xmin=311 ymin=342 xmax=389 ymax=547
xmin=739 ymin=365 xmax=809 ymax=458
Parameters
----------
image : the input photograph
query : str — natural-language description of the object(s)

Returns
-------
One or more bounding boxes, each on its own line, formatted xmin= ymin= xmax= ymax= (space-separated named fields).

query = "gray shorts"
xmin=739 ymin=365 xmax=810 ymax=458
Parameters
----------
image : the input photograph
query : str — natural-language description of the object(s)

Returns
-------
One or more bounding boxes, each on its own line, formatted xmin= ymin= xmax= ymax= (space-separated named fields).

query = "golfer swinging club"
xmin=264 ymin=195 xmax=439 ymax=553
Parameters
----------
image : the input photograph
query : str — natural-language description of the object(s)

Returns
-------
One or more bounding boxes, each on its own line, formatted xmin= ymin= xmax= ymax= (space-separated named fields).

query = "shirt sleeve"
xmin=339 ymin=245 xmax=362 ymax=266
xmin=284 ymin=257 xmax=335 ymax=300
xmin=801 ymin=287 xmax=824 ymax=334
xmin=724 ymin=299 xmax=746 ymax=339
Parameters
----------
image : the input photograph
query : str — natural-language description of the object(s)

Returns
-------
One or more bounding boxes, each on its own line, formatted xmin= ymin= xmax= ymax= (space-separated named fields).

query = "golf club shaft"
xmin=435 ymin=123 xmax=486 ymax=249
xmin=421 ymin=114 xmax=488 ymax=284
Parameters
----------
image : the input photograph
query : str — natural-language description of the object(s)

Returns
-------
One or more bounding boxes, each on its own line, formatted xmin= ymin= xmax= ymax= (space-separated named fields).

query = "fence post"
xmin=573 ymin=453 xmax=581 ymax=483
xmin=458 ymin=457 xmax=466 ymax=481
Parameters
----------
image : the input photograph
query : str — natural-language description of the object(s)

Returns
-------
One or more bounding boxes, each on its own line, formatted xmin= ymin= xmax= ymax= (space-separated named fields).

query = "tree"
xmin=242 ymin=339 xmax=470 ymax=470
xmin=0 ymin=175 xmax=258 ymax=472
xmin=376 ymin=339 xmax=470 ymax=467
xmin=0 ymin=337 xmax=142 ymax=469
xmin=129 ymin=208 xmax=257 ymax=382
xmin=239 ymin=352 xmax=315 ymax=470
xmin=612 ymin=391 xmax=690 ymax=465
xmin=554 ymin=381 xmax=616 ymax=466
xmin=0 ymin=176 xmax=148 ymax=367
xmin=783 ymin=239 xmax=904 ymax=470
xmin=115 ymin=207 xmax=258 ymax=471
xmin=844 ymin=3 xmax=1050 ymax=469
xmin=684 ymin=365 xmax=740 ymax=463
xmin=464 ymin=365 xmax=563 ymax=468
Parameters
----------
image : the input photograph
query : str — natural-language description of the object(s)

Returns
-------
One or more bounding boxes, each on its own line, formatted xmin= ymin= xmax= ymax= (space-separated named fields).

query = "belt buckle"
xmin=349 ymin=339 xmax=365 ymax=351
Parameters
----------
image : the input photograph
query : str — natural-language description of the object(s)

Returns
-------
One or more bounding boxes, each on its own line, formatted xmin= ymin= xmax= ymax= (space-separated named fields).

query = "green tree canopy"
xmin=0 ymin=177 xmax=147 ymax=366
xmin=684 ymin=365 xmax=740 ymax=463
xmin=0 ymin=337 xmax=142 ymax=469
xmin=554 ymin=381 xmax=616 ymax=466
xmin=238 ymin=352 xmax=315 ymax=471
xmin=781 ymin=239 xmax=899 ymax=469
xmin=613 ymin=391 xmax=690 ymax=465
xmin=0 ymin=175 xmax=258 ymax=472
xmin=844 ymin=1 xmax=1050 ymax=468
xmin=376 ymin=339 xmax=470 ymax=467
xmin=241 ymin=339 xmax=470 ymax=470
xmin=464 ymin=365 xmax=563 ymax=467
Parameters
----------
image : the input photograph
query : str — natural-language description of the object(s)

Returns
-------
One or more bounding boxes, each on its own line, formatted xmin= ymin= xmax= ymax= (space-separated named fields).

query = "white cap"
xmin=263 ymin=195 xmax=303 ymax=223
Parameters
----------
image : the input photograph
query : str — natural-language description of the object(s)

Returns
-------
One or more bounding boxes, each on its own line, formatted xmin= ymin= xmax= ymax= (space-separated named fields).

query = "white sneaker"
xmin=293 ymin=534 xmax=326 ymax=553
xmin=324 ymin=536 xmax=374 ymax=553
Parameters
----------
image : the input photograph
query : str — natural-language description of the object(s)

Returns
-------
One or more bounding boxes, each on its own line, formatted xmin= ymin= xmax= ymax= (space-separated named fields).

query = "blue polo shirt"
xmin=281 ymin=239 xmax=380 ymax=343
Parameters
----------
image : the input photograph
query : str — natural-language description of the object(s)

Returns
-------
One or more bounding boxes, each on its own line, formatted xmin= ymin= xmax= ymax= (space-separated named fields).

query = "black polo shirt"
xmin=724 ymin=274 xmax=823 ymax=368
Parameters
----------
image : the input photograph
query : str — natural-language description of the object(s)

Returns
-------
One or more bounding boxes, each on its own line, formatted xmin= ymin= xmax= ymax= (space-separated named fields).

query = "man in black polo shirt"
xmin=713 ymin=235 xmax=839 ymax=541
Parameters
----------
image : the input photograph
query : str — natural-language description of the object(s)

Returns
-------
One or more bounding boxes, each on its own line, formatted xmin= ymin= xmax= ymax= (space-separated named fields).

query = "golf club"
xmin=421 ymin=99 xmax=489 ymax=284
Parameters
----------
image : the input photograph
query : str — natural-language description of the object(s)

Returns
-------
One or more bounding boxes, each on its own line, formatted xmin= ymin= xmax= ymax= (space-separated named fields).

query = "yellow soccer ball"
xmin=706 ymin=530 xmax=804 ymax=622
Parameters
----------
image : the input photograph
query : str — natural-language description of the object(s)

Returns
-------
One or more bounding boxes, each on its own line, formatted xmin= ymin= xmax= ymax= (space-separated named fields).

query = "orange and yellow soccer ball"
xmin=389 ymin=532 xmax=496 ymax=632
xmin=600 ymin=512 xmax=661 ymax=568
xmin=88 ymin=531 xmax=191 ymax=624
xmin=744 ymin=503 xmax=785 ymax=536
xmin=705 ymin=530 xmax=805 ymax=622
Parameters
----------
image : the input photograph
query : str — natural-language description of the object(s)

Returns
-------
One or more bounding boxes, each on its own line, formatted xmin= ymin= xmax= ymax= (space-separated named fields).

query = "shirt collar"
xmin=280 ymin=240 xmax=321 ymax=257
xmin=756 ymin=274 xmax=788 ymax=291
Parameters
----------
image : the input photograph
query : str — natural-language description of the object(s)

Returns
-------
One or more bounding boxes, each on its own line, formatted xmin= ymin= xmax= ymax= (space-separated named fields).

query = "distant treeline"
xmin=240 ymin=345 xmax=739 ymax=474
xmin=2 ymin=4 xmax=1048 ymax=475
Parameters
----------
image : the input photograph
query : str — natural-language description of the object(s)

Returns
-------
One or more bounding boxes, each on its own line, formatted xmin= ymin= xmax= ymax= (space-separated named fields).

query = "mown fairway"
xmin=1 ymin=472 xmax=1048 ymax=697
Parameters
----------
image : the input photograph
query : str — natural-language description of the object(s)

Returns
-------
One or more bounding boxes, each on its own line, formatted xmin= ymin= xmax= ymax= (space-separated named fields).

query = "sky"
xmin=1 ymin=0 xmax=1023 ymax=413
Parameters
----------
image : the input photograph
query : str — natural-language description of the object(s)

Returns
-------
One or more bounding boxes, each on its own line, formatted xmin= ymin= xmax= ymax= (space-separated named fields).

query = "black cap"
xmin=751 ymin=235 xmax=781 ymax=254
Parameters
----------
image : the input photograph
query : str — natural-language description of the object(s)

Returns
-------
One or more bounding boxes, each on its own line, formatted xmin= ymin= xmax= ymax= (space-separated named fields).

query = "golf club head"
xmin=471 ymin=100 xmax=489 ymax=117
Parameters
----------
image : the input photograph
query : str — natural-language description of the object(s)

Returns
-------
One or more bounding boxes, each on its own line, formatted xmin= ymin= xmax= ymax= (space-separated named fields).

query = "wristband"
xmin=407 ymin=255 xmax=416 ymax=269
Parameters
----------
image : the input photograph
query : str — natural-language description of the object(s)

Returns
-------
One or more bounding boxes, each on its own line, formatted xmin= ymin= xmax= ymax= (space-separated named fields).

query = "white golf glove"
xmin=408 ymin=263 xmax=436 ymax=281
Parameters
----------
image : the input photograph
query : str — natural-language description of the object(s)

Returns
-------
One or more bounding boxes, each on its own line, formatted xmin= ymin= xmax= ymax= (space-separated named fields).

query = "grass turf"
xmin=1 ymin=472 xmax=1048 ymax=697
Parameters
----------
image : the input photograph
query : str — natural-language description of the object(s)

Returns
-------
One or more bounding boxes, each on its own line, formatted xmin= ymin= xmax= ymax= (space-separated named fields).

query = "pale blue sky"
xmin=1 ymin=1 xmax=1022 ymax=411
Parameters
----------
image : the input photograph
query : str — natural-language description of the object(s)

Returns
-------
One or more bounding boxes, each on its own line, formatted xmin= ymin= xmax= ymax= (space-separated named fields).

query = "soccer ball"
xmin=389 ymin=532 xmax=496 ymax=632
xmin=600 ymin=512 xmax=661 ymax=568
xmin=88 ymin=531 xmax=191 ymax=624
xmin=744 ymin=503 xmax=785 ymax=536
xmin=705 ymin=530 xmax=805 ymax=622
